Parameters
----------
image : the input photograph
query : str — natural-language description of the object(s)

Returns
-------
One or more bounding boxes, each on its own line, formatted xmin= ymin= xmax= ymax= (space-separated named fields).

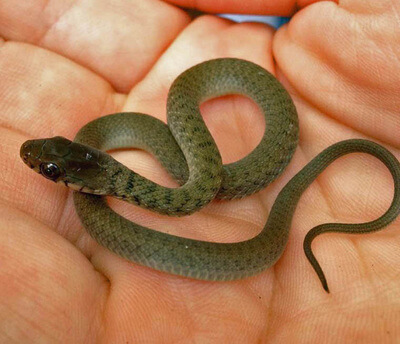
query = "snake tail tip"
xmin=320 ymin=278 xmax=330 ymax=293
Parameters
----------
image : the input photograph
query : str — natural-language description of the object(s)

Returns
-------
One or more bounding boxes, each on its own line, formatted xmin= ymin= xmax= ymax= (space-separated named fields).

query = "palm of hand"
xmin=1 ymin=1 xmax=399 ymax=342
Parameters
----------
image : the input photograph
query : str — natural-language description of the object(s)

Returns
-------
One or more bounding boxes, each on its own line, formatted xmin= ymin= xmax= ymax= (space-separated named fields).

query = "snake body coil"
xmin=20 ymin=58 xmax=400 ymax=292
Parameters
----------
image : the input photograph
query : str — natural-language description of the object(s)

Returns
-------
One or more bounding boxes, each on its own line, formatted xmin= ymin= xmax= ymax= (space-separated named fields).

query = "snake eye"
xmin=40 ymin=162 xmax=62 ymax=180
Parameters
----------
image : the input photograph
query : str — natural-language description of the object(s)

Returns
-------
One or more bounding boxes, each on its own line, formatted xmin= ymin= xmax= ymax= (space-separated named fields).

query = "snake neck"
xmin=105 ymin=159 xmax=222 ymax=216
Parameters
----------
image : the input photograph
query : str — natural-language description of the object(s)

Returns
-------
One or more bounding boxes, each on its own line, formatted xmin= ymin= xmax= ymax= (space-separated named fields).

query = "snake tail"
xmin=296 ymin=140 xmax=400 ymax=292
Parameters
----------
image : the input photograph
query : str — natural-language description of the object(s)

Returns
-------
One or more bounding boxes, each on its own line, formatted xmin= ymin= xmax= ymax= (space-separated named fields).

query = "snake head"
xmin=20 ymin=136 xmax=112 ymax=194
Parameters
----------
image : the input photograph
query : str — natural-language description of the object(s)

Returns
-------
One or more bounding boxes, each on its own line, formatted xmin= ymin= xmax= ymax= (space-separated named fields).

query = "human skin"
xmin=0 ymin=0 xmax=399 ymax=343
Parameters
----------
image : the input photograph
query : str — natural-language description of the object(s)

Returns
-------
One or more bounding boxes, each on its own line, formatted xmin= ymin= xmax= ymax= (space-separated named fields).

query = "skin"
xmin=0 ymin=0 xmax=400 ymax=343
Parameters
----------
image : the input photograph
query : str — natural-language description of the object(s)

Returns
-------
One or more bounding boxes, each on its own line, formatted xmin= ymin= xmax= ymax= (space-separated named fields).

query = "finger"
xmin=165 ymin=0 xmax=336 ymax=15
xmin=0 ymin=41 xmax=118 ymax=222
xmin=0 ymin=0 xmax=190 ymax=92
xmin=274 ymin=0 xmax=400 ymax=147
xmin=0 ymin=201 xmax=105 ymax=342
xmin=0 ymin=42 xmax=118 ymax=138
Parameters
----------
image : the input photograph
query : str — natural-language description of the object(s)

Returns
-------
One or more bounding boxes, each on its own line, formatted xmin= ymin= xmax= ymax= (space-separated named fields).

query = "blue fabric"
xmin=219 ymin=14 xmax=290 ymax=29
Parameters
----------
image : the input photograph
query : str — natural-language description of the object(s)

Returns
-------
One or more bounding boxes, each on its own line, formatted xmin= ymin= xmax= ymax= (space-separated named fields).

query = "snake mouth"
xmin=20 ymin=141 xmax=34 ymax=166
xmin=56 ymin=179 xmax=106 ymax=194
xmin=20 ymin=139 xmax=47 ymax=170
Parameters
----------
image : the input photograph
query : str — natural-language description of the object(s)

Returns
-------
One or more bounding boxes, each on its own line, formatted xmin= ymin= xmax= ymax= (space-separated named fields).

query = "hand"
xmin=1 ymin=0 xmax=399 ymax=342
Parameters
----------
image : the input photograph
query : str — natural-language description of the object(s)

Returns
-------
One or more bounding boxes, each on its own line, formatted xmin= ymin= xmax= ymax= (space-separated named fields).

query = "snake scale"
xmin=20 ymin=58 xmax=400 ymax=292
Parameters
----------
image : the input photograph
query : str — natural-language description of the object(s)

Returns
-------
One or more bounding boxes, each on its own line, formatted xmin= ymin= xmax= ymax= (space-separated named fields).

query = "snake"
xmin=19 ymin=58 xmax=400 ymax=293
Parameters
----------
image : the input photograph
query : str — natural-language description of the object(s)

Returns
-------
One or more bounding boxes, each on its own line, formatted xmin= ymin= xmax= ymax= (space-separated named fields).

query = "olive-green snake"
xmin=20 ymin=58 xmax=400 ymax=293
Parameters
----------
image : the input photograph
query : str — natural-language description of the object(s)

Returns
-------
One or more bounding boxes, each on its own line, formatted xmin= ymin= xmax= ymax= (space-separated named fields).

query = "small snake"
xmin=20 ymin=58 xmax=400 ymax=292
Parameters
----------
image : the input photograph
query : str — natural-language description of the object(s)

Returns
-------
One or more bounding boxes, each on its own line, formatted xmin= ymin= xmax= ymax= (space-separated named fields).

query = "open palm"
xmin=1 ymin=0 xmax=399 ymax=342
